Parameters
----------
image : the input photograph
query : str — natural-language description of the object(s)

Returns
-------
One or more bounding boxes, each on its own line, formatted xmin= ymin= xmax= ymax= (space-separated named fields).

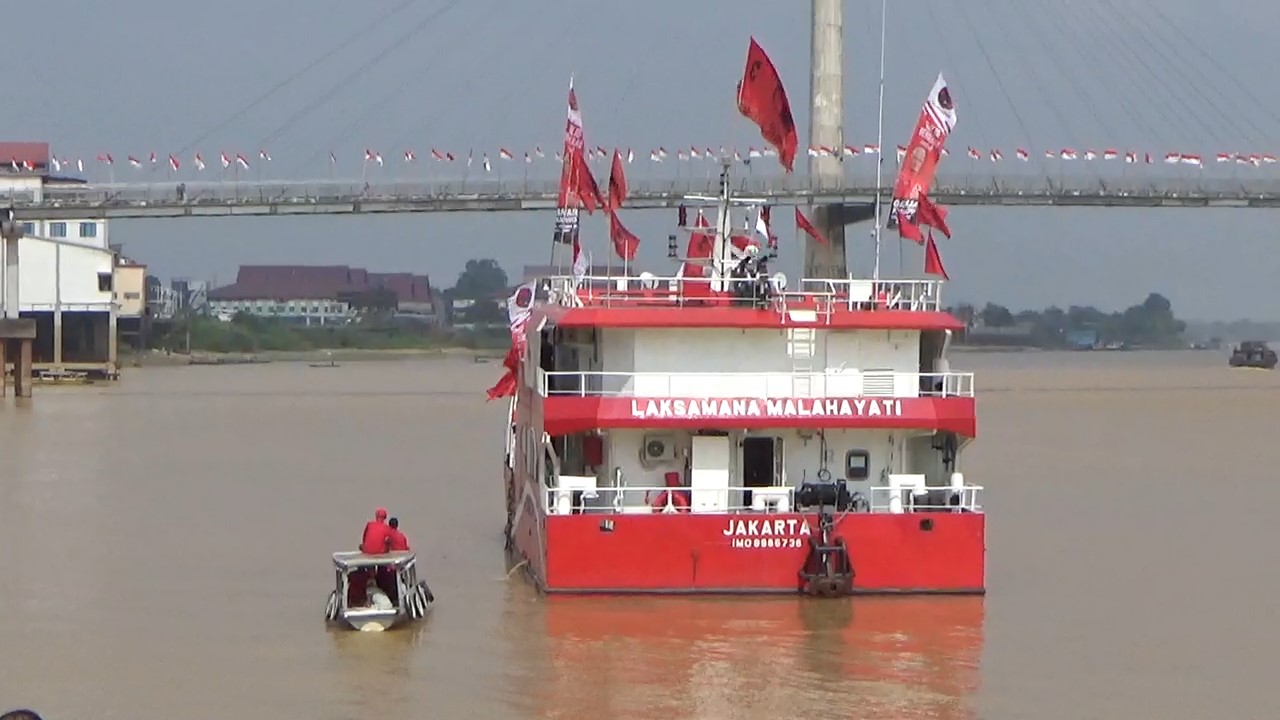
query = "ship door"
xmin=741 ymin=436 xmax=776 ymax=508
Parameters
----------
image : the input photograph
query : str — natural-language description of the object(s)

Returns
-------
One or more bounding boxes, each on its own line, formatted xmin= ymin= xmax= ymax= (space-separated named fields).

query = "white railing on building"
xmin=541 ymin=274 xmax=944 ymax=314
xmin=537 ymin=369 xmax=974 ymax=399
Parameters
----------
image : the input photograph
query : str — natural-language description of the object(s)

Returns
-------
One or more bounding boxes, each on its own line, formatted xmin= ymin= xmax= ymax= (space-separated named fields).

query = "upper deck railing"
xmin=543 ymin=274 xmax=945 ymax=315
xmin=537 ymin=368 xmax=974 ymax=399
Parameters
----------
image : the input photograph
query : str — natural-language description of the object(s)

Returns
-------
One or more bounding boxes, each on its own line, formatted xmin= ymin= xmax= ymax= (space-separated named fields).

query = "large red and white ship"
xmin=499 ymin=157 xmax=983 ymax=596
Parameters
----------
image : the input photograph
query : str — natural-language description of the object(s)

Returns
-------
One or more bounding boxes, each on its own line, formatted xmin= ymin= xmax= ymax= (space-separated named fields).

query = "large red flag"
xmin=889 ymin=74 xmax=957 ymax=226
xmin=609 ymin=212 xmax=640 ymax=261
xmin=924 ymin=229 xmax=950 ymax=280
xmin=794 ymin=207 xmax=828 ymax=245
xmin=607 ymin=149 xmax=628 ymax=212
xmin=916 ymin=192 xmax=951 ymax=238
xmin=736 ymin=37 xmax=798 ymax=173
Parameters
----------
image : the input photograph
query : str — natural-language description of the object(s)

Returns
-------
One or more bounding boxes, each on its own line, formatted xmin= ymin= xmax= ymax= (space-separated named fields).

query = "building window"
xmin=50 ymin=222 xmax=67 ymax=238
xmin=20 ymin=222 xmax=34 ymax=236
xmin=79 ymin=222 xmax=97 ymax=238
xmin=97 ymin=272 xmax=113 ymax=292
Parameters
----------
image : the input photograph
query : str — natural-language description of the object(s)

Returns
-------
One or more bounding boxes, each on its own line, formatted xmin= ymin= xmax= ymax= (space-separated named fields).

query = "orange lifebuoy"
xmin=651 ymin=490 xmax=692 ymax=513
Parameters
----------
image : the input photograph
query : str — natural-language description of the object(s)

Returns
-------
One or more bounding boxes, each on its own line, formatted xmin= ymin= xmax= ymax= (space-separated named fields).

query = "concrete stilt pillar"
xmin=16 ymin=338 xmax=31 ymax=397
xmin=0 ymin=339 xmax=6 ymax=396
xmin=108 ymin=309 xmax=118 ymax=378
xmin=53 ymin=308 xmax=63 ymax=369
xmin=805 ymin=0 xmax=848 ymax=280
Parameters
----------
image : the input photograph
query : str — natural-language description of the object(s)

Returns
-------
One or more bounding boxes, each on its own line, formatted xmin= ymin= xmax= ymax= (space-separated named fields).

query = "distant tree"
xmin=979 ymin=303 xmax=1015 ymax=328
xmin=452 ymin=259 xmax=509 ymax=300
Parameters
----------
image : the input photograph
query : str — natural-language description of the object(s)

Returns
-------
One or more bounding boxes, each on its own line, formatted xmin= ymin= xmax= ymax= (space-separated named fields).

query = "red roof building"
xmin=208 ymin=265 xmax=437 ymax=324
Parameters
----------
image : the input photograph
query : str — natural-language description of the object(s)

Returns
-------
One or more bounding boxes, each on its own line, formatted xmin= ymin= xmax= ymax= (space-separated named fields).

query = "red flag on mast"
xmin=916 ymin=192 xmax=951 ymax=238
xmin=736 ymin=37 xmax=798 ymax=173
xmin=607 ymin=149 xmax=628 ymax=212
xmin=794 ymin=207 xmax=828 ymax=245
xmin=895 ymin=211 xmax=925 ymax=245
xmin=609 ymin=212 xmax=640 ymax=261
xmin=924 ymin=229 xmax=950 ymax=280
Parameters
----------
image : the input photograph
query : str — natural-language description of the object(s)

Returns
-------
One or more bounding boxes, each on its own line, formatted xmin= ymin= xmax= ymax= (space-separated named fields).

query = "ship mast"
xmin=871 ymin=0 xmax=888 ymax=280
xmin=709 ymin=156 xmax=734 ymax=290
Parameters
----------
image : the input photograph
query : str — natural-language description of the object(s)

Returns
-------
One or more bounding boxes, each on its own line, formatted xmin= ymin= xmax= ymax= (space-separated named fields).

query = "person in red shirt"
xmin=360 ymin=507 xmax=391 ymax=554
xmin=386 ymin=517 xmax=411 ymax=551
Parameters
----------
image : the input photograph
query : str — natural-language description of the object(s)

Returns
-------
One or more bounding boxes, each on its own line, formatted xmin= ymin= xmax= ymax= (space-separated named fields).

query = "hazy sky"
xmin=6 ymin=0 xmax=1280 ymax=320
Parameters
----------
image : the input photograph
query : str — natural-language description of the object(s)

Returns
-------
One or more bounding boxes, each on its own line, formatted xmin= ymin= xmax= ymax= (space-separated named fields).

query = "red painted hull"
xmin=508 ymin=480 xmax=985 ymax=593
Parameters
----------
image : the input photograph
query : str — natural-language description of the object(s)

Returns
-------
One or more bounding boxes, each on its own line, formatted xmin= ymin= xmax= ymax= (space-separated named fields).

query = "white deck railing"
xmin=538 ymin=369 xmax=974 ymax=399
xmin=545 ymin=484 xmax=984 ymax=515
xmin=541 ymin=274 xmax=944 ymax=314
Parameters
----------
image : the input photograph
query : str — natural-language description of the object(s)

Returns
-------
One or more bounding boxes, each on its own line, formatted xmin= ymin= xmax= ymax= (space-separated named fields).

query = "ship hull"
xmin=508 ymin=498 xmax=985 ymax=594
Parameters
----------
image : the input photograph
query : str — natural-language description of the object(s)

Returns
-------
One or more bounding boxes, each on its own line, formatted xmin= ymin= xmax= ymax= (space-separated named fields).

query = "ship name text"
xmin=628 ymin=398 xmax=903 ymax=420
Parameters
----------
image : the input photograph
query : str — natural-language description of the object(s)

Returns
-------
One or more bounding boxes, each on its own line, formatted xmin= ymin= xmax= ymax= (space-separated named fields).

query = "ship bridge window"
xmin=845 ymin=450 xmax=870 ymax=481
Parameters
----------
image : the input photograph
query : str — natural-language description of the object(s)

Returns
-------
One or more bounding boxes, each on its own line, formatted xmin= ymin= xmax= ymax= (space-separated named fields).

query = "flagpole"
xmin=871 ymin=0 xmax=888 ymax=281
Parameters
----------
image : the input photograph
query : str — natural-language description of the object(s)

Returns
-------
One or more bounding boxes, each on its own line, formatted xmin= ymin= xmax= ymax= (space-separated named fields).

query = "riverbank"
xmin=122 ymin=347 xmax=507 ymax=367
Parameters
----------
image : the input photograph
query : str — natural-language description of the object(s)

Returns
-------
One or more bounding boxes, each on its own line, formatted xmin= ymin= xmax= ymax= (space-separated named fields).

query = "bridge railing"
xmin=17 ymin=172 xmax=1280 ymax=207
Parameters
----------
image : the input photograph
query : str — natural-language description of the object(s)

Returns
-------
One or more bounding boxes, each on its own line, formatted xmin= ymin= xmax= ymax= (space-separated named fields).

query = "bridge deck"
xmin=11 ymin=173 xmax=1280 ymax=219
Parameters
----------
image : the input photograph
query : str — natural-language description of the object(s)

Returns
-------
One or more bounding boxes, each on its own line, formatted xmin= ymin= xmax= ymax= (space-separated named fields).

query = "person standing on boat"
xmin=360 ymin=508 xmax=392 ymax=554
xmin=387 ymin=517 xmax=411 ymax=552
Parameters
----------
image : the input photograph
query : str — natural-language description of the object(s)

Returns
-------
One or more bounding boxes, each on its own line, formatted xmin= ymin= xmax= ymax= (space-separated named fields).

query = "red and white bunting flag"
xmin=535 ymin=146 xmax=545 ymax=158
xmin=807 ymin=146 xmax=820 ymax=158
xmin=235 ymin=153 xmax=249 ymax=169
xmin=194 ymin=153 xmax=206 ymax=171
xmin=1164 ymin=152 xmax=1181 ymax=164
xmin=1083 ymin=150 xmax=1096 ymax=160
xmin=989 ymin=149 xmax=1003 ymax=162
xmin=841 ymin=145 xmax=857 ymax=157
xmin=51 ymin=157 xmax=62 ymax=172
xmin=1044 ymin=149 xmax=1056 ymax=159
xmin=649 ymin=149 xmax=662 ymax=162
xmin=524 ymin=152 xmax=532 ymax=164
xmin=168 ymin=154 xmax=180 ymax=172
xmin=220 ymin=152 xmax=231 ymax=168
xmin=571 ymin=234 xmax=589 ymax=288
xmin=863 ymin=144 xmax=879 ymax=154
xmin=1181 ymin=154 xmax=1203 ymax=167
xmin=98 ymin=153 xmax=114 ymax=165
xmin=626 ymin=148 xmax=634 ymax=163
xmin=1015 ymin=148 xmax=1029 ymax=161
xmin=554 ymin=151 xmax=563 ymax=162
xmin=499 ymin=148 xmax=513 ymax=160
xmin=690 ymin=147 xmax=702 ymax=159
xmin=375 ymin=153 xmax=383 ymax=166
xmin=482 ymin=154 xmax=491 ymax=172
xmin=1265 ymin=154 xmax=1277 ymax=164
xmin=966 ymin=147 xmax=980 ymax=160
xmin=1124 ymin=151 xmax=1137 ymax=163
xmin=431 ymin=149 xmax=446 ymax=161
xmin=677 ymin=150 xmax=688 ymax=161
xmin=895 ymin=145 xmax=907 ymax=162
xmin=149 ymin=152 xmax=157 ymax=164
xmin=657 ymin=147 xmax=668 ymax=159
xmin=1103 ymin=149 xmax=1118 ymax=160
xmin=1060 ymin=149 xmax=1077 ymax=160
xmin=128 ymin=155 xmax=142 ymax=168
xmin=259 ymin=150 xmax=271 ymax=162
xmin=404 ymin=150 xmax=416 ymax=163
xmin=1216 ymin=152 xmax=1232 ymax=163
xmin=364 ymin=149 xmax=374 ymax=163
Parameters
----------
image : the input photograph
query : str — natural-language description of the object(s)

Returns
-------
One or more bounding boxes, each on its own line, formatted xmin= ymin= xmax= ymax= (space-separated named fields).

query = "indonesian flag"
xmin=329 ymin=151 xmax=337 ymax=164
xmin=842 ymin=145 xmax=857 ymax=157
xmin=375 ymin=152 xmax=384 ymax=167
xmin=51 ymin=157 xmax=62 ymax=172
xmin=755 ymin=205 xmax=775 ymax=249
xmin=535 ymin=147 xmax=545 ymax=158
xmin=691 ymin=147 xmax=702 ymax=160
xmin=235 ymin=153 xmax=249 ymax=169
xmin=649 ymin=149 xmax=662 ymax=162
xmin=1164 ymin=152 xmax=1181 ymax=164
xmin=524 ymin=152 xmax=532 ymax=164
xmin=1125 ymin=151 xmax=1137 ymax=164
xmin=626 ymin=149 xmax=634 ymax=163
xmin=1216 ymin=152 xmax=1232 ymax=163
xmin=76 ymin=158 xmax=83 ymax=173
xmin=864 ymin=144 xmax=879 ymax=154
xmin=194 ymin=153 xmax=206 ymax=171
xmin=98 ymin=154 xmax=114 ymax=165
xmin=1015 ymin=148 xmax=1029 ymax=161
xmin=259 ymin=150 xmax=271 ymax=162
xmin=896 ymin=145 xmax=907 ymax=162
xmin=220 ymin=152 xmax=231 ymax=169
xmin=499 ymin=148 xmax=514 ymax=160
xmin=989 ymin=149 xmax=1003 ymax=162
xmin=1103 ymin=149 xmax=1118 ymax=160
xmin=483 ymin=154 xmax=491 ymax=173
xmin=431 ymin=149 xmax=447 ymax=161
xmin=1181 ymin=154 xmax=1203 ymax=167
xmin=404 ymin=150 xmax=416 ymax=163
xmin=128 ymin=156 xmax=142 ymax=168
xmin=149 ymin=152 xmax=157 ymax=165
xmin=1060 ymin=149 xmax=1078 ymax=160
xmin=168 ymin=154 xmax=180 ymax=172
xmin=365 ymin=149 xmax=375 ymax=163
xmin=966 ymin=147 xmax=981 ymax=160
xmin=1084 ymin=150 xmax=1097 ymax=160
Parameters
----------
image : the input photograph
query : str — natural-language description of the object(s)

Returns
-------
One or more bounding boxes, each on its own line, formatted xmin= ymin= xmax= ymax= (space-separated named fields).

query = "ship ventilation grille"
xmin=861 ymin=372 xmax=895 ymax=397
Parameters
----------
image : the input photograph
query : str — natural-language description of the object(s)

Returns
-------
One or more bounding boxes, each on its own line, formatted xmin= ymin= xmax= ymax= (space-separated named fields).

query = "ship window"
xmin=845 ymin=450 xmax=870 ymax=480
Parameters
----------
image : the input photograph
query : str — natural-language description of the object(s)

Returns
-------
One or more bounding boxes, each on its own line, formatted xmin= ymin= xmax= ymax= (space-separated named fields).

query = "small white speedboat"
xmin=325 ymin=550 xmax=434 ymax=632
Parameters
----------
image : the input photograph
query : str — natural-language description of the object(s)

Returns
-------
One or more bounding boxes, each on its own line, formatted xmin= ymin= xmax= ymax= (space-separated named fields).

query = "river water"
xmin=1 ymin=351 xmax=1276 ymax=719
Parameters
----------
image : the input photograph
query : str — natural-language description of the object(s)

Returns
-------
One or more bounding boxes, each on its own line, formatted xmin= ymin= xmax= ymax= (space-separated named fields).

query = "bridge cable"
xmin=292 ymin=0 xmax=514 ymax=172
xmin=1061 ymin=0 xmax=1183 ymax=154
xmin=945 ymin=0 xmax=1037 ymax=159
xmin=253 ymin=0 xmax=468 ymax=153
xmin=1146 ymin=4 xmax=1280 ymax=134
xmin=1123 ymin=2 xmax=1271 ymax=147
xmin=1097 ymin=0 xmax=1237 ymax=149
xmin=1029 ymin=0 xmax=1159 ymax=148
xmin=921 ymin=1 xmax=997 ymax=156
xmin=172 ymin=0 xmax=418 ymax=158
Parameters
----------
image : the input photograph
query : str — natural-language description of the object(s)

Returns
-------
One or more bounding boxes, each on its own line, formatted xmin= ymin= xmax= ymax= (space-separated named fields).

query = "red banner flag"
xmin=895 ymin=211 xmax=925 ymax=245
xmin=889 ymin=74 xmax=957 ymax=226
xmin=736 ymin=37 xmax=798 ymax=173
xmin=794 ymin=207 xmax=828 ymax=245
xmin=609 ymin=212 xmax=640 ymax=261
xmin=916 ymin=192 xmax=951 ymax=238
xmin=557 ymin=81 xmax=604 ymax=215
xmin=924 ymin=230 xmax=950 ymax=280
xmin=607 ymin=149 xmax=628 ymax=212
